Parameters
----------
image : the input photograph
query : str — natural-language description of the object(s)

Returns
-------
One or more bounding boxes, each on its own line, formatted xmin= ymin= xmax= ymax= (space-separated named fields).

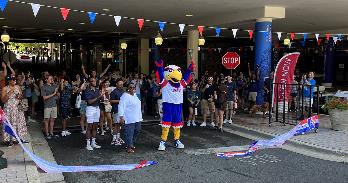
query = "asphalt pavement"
xmin=47 ymin=124 xmax=348 ymax=183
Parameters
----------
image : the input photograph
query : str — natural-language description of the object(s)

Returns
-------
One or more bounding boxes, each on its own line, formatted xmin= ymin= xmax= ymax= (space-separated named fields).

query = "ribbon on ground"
xmin=0 ymin=109 xmax=156 ymax=173
xmin=217 ymin=115 xmax=319 ymax=158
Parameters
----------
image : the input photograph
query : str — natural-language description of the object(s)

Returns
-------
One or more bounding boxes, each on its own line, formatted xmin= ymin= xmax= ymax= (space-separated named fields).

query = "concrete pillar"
xmin=138 ymin=38 xmax=149 ymax=75
xmin=187 ymin=30 xmax=199 ymax=78
xmin=323 ymin=39 xmax=334 ymax=87
xmin=255 ymin=18 xmax=272 ymax=105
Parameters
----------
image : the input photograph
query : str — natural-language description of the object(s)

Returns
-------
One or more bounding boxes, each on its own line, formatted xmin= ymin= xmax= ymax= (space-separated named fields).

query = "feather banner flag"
xmin=0 ymin=0 xmax=8 ymax=11
xmin=159 ymin=22 xmax=166 ymax=31
xmin=232 ymin=29 xmax=238 ymax=38
xmin=179 ymin=24 xmax=185 ymax=34
xmin=137 ymin=19 xmax=144 ymax=30
xmin=60 ymin=8 xmax=70 ymax=21
xmin=277 ymin=32 xmax=282 ymax=40
xmin=215 ymin=27 xmax=221 ymax=37
xmin=114 ymin=16 xmax=121 ymax=26
xmin=217 ymin=115 xmax=319 ymax=158
xmin=31 ymin=3 xmax=41 ymax=17
xmin=0 ymin=109 xmax=157 ymax=173
xmin=87 ymin=12 xmax=97 ymax=24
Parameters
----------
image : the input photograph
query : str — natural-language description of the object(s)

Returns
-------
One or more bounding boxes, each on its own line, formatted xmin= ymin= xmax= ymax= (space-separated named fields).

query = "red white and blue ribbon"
xmin=0 ymin=109 xmax=156 ymax=173
xmin=217 ymin=115 xmax=319 ymax=158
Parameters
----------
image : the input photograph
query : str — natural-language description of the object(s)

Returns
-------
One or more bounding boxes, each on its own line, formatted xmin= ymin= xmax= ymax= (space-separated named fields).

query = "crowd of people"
xmin=0 ymin=61 xmax=317 ymax=152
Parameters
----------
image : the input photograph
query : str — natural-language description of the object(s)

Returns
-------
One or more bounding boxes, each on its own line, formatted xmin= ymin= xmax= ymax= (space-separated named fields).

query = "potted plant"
xmin=324 ymin=97 xmax=348 ymax=131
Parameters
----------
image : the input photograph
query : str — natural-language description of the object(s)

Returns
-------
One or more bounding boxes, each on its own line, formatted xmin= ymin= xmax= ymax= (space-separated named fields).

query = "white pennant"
xmin=31 ymin=3 xmax=41 ymax=17
xmin=277 ymin=32 xmax=282 ymax=40
xmin=218 ymin=48 xmax=221 ymax=53
xmin=114 ymin=16 xmax=121 ymax=26
xmin=232 ymin=29 xmax=238 ymax=38
xmin=315 ymin=34 xmax=319 ymax=41
xmin=333 ymin=37 xmax=338 ymax=44
xmin=179 ymin=24 xmax=185 ymax=34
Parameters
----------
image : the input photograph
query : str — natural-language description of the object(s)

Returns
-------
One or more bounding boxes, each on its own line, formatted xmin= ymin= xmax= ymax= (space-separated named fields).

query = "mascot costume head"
xmin=155 ymin=60 xmax=195 ymax=151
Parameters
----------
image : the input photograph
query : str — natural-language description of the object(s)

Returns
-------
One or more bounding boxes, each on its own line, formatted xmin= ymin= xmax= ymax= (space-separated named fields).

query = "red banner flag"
xmin=272 ymin=52 xmax=300 ymax=106
xmin=60 ymin=8 xmax=70 ymax=21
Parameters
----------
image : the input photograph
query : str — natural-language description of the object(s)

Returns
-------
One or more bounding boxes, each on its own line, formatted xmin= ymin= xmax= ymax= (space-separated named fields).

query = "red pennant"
xmin=137 ymin=19 xmax=144 ymax=30
xmin=317 ymin=38 xmax=322 ymax=46
xmin=248 ymin=30 xmax=253 ymax=39
xmin=60 ymin=8 xmax=70 ymax=21
xmin=325 ymin=34 xmax=330 ymax=40
xmin=290 ymin=32 xmax=295 ymax=41
xmin=198 ymin=26 xmax=204 ymax=36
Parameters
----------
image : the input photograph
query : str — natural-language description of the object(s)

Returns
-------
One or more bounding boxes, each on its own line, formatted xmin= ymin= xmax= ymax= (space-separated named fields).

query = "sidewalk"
xmin=225 ymin=114 xmax=348 ymax=162
xmin=0 ymin=120 xmax=65 ymax=183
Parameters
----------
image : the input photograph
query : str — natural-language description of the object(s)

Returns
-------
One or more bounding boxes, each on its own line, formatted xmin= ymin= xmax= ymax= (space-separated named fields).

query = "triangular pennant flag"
xmin=290 ymin=32 xmax=295 ymax=40
xmin=60 ymin=8 xmax=70 ymax=21
xmin=303 ymin=33 xmax=307 ymax=41
xmin=137 ymin=19 xmax=144 ymax=30
xmin=317 ymin=38 xmax=322 ymax=46
xmin=179 ymin=24 xmax=185 ymax=34
xmin=218 ymin=48 xmax=221 ymax=53
xmin=315 ymin=34 xmax=319 ymax=41
xmin=215 ymin=27 xmax=221 ymax=37
xmin=114 ymin=16 xmax=121 ymax=26
xmin=232 ymin=29 xmax=238 ymax=38
xmin=333 ymin=37 xmax=338 ymax=44
xmin=277 ymin=32 xmax=282 ymax=40
xmin=31 ymin=3 xmax=41 ymax=17
xmin=337 ymin=34 xmax=342 ymax=41
xmin=159 ymin=22 xmax=166 ymax=31
xmin=87 ymin=12 xmax=97 ymax=24
xmin=198 ymin=26 xmax=204 ymax=36
xmin=248 ymin=30 xmax=253 ymax=39
xmin=325 ymin=34 xmax=330 ymax=40
xmin=0 ymin=0 xmax=8 ymax=11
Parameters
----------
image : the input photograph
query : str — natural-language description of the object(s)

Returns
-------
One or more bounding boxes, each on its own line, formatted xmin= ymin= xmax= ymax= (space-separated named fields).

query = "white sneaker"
xmin=65 ymin=131 xmax=71 ymax=136
xmin=118 ymin=138 xmax=125 ymax=144
xmin=61 ymin=131 xmax=66 ymax=137
xmin=210 ymin=122 xmax=216 ymax=127
xmin=228 ymin=119 xmax=233 ymax=124
xmin=175 ymin=140 xmax=185 ymax=149
xmin=81 ymin=130 xmax=86 ymax=134
xmin=91 ymin=141 xmax=101 ymax=149
xmin=200 ymin=122 xmax=207 ymax=127
xmin=86 ymin=144 xmax=93 ymax=151
xmin=187 ymin=121 xmax=191 ymax=127
xmin=158 ymin=141 xmax=166 ymax=151
xmin=191 ymin=121 xmax=197 ymax=127
xmin=111 ymin=139 xmax=121 ymax=146
xmin=223 ymin=119 xmax=228 ymax=124
xmin=101 ymin=130 xmax=105 ymax=136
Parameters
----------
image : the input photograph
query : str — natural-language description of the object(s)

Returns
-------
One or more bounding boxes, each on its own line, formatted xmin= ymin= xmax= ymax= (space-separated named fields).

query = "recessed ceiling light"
xmin=3 ymin=25 xmax=8 ymax=28
xmin=102 ymin=8 xmax=110 ymax=12
xmin=79 ymin=22 xmax=85 ymax=25
xmin=0 ymin=18 xmax=6 ymax=20
xmin=185 ymin=14 xmax=193 ymax=17
xmin=68 ymin=28 xmax=73 ymax=31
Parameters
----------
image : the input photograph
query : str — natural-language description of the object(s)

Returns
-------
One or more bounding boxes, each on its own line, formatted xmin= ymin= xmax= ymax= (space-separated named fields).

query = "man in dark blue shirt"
xmin=84 ymin=78 xmax=104 ymax=151
xmin=225 ymin=75 xmax=237 ymax=124
xmin=110 ymin=78 xmax=125 ymax=145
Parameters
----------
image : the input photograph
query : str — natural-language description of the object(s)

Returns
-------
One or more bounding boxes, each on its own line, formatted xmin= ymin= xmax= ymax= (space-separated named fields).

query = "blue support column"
xmin=255 ymin=20 xmax=272 ymax=105
xmin=324 ymin=39 xmax=334 ymax=85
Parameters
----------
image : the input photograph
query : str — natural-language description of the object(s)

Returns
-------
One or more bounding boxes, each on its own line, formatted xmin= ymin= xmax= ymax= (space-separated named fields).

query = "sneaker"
xmin=65 ymin=131 xmax=71 ymax=136
xmin=200 ymin=122 xmax=207 ymax=127
xmin=118 ymin=138 xmax=125 ymax=144
xmin=86 ymin=144 xmax=93 ymax=151
xmin=158 ymin=141 xmax=166 ymax=151
xmin=111 ymin=139 xmax=121 ymax=146
xmin=46 ymin=134 xmax=52 ymax=140
xmin=101 ymin=130 xmax=105 ymax=136
xmin=61 ymin=131 xmax=66 ymax=137
xmin=228 ymin=119 xmax=233 ymax=124
xmin=187 ymin=121 xmax=191 ymax=127
xmin=91 ymin=142 xmax=101 ymax=149
xmin=210 ymin=122 xmax=216 ymax=127
xmin=223 ymin=119 xmax=228 ymax=124
xmin=191 ymin=121 xmax=197 ymax=127
xmin=81 ymin=130 xmax=86 ymax=134
xmin=175 ymin=140 xmax=185 ymax=149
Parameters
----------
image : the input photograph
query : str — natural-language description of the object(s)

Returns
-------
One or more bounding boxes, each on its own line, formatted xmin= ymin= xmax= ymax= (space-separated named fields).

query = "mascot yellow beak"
xmin=166 ymin=69 xmax=182 ymax=83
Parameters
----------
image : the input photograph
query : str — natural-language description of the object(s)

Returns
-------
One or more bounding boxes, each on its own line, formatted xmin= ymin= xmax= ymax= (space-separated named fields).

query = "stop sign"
xmin=222 ymin=52 xmax=240 ymax=69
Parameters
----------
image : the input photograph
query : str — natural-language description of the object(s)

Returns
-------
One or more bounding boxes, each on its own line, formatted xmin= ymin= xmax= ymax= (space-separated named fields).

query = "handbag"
xmin=18 ymin=98 xmax=29 ymax=111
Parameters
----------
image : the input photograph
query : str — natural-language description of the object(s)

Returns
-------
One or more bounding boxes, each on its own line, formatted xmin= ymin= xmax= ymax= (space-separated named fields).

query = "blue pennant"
xmin=303 ymin=33 xmax=307 ymax=41
xmin=0 ymin=0 xmax=8 ymax=11
xmin=215 ymin=27 xmax=221 ymax=37
xmin=159 ymin=22 xmax=166 ymax=31
xmin=88 ymin=12 xmax=97 ymax=24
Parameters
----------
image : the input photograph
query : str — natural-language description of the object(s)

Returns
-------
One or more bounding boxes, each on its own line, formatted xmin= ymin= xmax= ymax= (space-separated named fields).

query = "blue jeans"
xmin=124 ymin=122 xmax=141 ymax=148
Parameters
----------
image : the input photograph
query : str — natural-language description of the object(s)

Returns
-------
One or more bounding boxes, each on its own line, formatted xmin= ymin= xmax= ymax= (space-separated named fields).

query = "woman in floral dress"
xmin=1 ymin=75 xmax=28 ymax=146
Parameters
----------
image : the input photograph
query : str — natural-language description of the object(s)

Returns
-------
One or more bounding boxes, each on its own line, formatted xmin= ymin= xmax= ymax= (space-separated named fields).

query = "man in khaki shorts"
xmin=41 ymin=75 xmax=59 ymax=139
xmin=200 ymin=77 xmax=217 ymax=127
